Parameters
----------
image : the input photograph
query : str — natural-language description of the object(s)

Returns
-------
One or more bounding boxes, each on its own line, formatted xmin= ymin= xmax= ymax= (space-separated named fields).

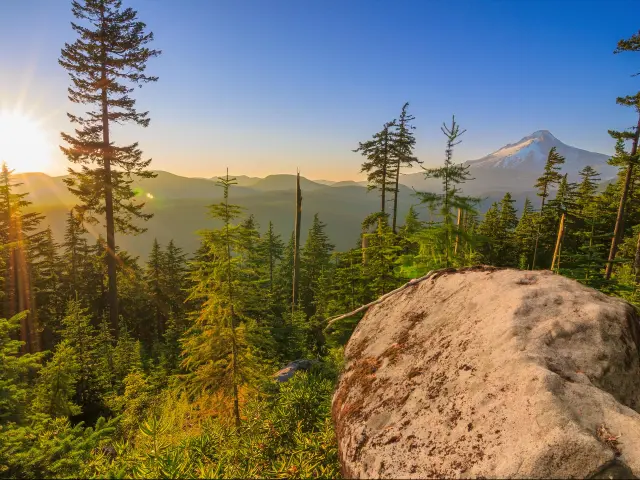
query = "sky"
xmin=1 ymin=0 xmax=640 ymax=180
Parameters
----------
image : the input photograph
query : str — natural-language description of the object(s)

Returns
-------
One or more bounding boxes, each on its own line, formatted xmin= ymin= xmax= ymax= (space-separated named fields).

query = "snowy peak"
xmin=466 ymin=130 xmax=614 ymax=178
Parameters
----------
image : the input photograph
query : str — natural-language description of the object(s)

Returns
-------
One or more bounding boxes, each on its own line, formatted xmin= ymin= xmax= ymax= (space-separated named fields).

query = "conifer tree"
xmin=59 ymin=0 xmax=161 ymax=332
xmin=183 ymin=173 xmax=264 ymax=427
xmin=477 ymin=202 xmax=501 ymax=265
xmin=355 ymin=121 xmax=396 ymax=216
xmin=292 ymin=172 xmax=302 ymax=313
xmin=415 ymin=116 xmax=477 ymax=267
xmin=363 ymin=220 xmax=402 ymax=296
xmin=390 ymin=103 xmax=420 ymax=232
xmin=0 ymin=313 xmax=42 ymax=422
xmin=260 ymin=221 xmax=284 ymax=295
xmin=300 ymin=214 xmax=335 ymax=318
xmin=145 ymin=239 xmax=166 ymax=341
xmin=162 ymin=239 xmax=187 ymax=323
xmin=515 ymin=198 xmax=537 ymax=269
xmin=29 ymin=227 xmax=64 ymax=350
xmin=0 ymin=163 xmax=43 ymax=352
xmin=605 ymin=110 xmax=640 ymax=279
xmin=33 ymin=341 xmax=81 ymax=418
xmin=59 ymin=300 xmax=110 ymax=413
xmin=62 ymin=209 xmax=89 ymax=299
xmin=531 ymin=147 xmax=565 ymax=269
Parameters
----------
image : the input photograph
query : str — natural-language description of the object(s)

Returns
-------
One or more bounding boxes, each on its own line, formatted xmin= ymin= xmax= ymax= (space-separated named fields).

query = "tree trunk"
xmin=392 ymin=158 xmax=401 ymax=233
xmin=605 ymin=114 xmax=640 ymax=280
xmin=292 ymin=171 xmax=302 ymax=314
xmin=268 ymin=230 xmax=274 ymax=295
xmin=634 ymin=230 xmax=640 ymax=285
xmin=100 ymin=11 xmax=119 ymax=335
xmin=551 ymin=213 xmax=565 ymax=272
xmin=361 ymin=233 xmax=369 ymax=266
xmin=454 ymin=208 xmax=462 ymax=255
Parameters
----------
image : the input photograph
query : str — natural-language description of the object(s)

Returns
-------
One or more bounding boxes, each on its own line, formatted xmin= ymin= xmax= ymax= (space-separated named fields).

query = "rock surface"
xmin=273 ymin=359 xmax=319 ymax=383
xmin=332 ymin=267 xmax=640 ymax=479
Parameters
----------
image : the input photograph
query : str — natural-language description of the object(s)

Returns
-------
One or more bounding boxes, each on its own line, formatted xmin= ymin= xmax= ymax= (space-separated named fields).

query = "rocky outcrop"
xmin=273 ymin=359 xmax=319 ymax=383
xmin=332 ymin=267 xmax=640 ymax=479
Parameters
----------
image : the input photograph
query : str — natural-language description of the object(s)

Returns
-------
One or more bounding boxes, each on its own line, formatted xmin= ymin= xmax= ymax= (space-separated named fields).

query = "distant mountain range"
xmin=16 ymin=130 xmax=615 ymax=258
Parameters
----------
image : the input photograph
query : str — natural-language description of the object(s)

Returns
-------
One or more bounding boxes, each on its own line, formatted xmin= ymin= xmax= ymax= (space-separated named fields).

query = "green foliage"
xmin=89 ymin=369 xmax=340 ymax=480
xmin=32 ymin=341 xmax=82 ymax=418
xmin=0 ymin=313 xmax=42 ymax=423
xmin=0 ymin=415 xmax=116 ymax=479
xmin=415 ymin=116 xmax=479 ymax=268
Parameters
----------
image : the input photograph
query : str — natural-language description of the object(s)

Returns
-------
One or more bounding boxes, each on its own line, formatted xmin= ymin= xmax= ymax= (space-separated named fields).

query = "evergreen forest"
xmin=3 ymin=1 xmax=640 ymax=478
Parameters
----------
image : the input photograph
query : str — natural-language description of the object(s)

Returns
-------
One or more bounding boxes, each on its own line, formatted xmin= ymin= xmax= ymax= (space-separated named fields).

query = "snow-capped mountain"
xmin=465 ymin=130 xmax=616 ymax=179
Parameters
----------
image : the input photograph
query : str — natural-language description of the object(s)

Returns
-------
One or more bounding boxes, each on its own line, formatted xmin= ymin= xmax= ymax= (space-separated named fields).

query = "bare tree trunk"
xmin=551 ymin=213 xmax=565 ymax=272
xmin=361 ymin=233 xmax=369 ymax=266
xmin=454 ymin=208 xmax=462 ymax=256
xmin=292 ymin=171 xmax=302 ymax=314
xmin=605 ymin=114 xmax=640 ymax=280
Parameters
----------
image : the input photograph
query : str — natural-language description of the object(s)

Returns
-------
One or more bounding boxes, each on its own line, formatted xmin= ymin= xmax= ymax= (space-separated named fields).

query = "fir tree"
xmin=62 ymin=209 xmax=89 ymax=299
xmin=145 ymin=239 xmax=166 ymax=342
xmin=33 ymin=341 xmax=81 ymax=418
xmin=163 ymin=240 xmax=188 ymax=320
xmin=389 ymin=103 xmax=420 ymax=232
xmin=0 ymin=313 xmax=42 ymax=423
xmin=59 ymin=0 xmax=161 ymax=332
xmin=415 ymin=116 xmax=477 ymax=267
xmin=260 ymin=221 xmax=284 ymax=296
xmin=355 ymin=121 xmax=396 ymax=216
xmin=300 ymin=214 xmax=335 ymax=318
xmin=515 ymin=198 xmax=537 ymax=269
xmin=29 ymin=227 xmax=64 ymax=350
xmin=0 ymin=162 xmax=43 ymax=352
xmin=531 ymin=147 xmax=565 ymax=269
xmin=182 ymin=173 xmax=264 ymax=427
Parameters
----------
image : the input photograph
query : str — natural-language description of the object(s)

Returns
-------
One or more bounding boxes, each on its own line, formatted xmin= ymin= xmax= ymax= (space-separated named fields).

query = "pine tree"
xmin=33 ymin=341 xmax=81 ymax=418
xmin=62 ymin=209 xmax=89 ymax=299
xmin=389 ymin=103 xmax=420 ymax=232
xmin=575 ymin=166 xmax=601 ymax=217
xmin=477 ymin=202 xmax=501 ymax=265
xmin=29 ymin=227 xmax=64 ymax=351
xmin=497 ymin=193 xmax=519 ymax=266
xmin=59 ymin=0 xmax=161 ymax=333
xmin=163 ymin=239 xmax=188 ymax=322
xmin=0 ymin=313 xmax=42 ymax=423
xmin=415 ymin=116 xmax=478 ymax=267
xmin=59 ymin=300 xmax=110 ymax=414
xmin=182 ymin=173 xmax=264 ymax=427
xmin=515 ymin=198 xmax=537 ymax=269
xmin=300 ymin=214 xmax=335 ymax=318
xmin=355 ymin=121 xmax=396 ymax=216
xmin=0 ymin=163 xmax=43 ymax=352
xmin=260 ymin=221 xmax=284 ymax=296
xmin=605 ymin=112 xmax=640 ymax=278
xmin=531 ymin=147 xmax=565 ymax=269
xmin=145 ymin=239 xmax=166 ymax=342
xmin=363 ymin=220 xmax=403 ymax=296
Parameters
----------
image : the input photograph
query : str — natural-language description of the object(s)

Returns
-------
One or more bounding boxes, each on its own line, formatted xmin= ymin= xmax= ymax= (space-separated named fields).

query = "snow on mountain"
xmin=466 ymin=130 xmax=616 ymax=179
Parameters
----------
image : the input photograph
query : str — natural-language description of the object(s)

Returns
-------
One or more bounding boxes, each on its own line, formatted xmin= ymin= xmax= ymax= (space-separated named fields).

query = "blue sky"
xmin=1 ymin=0 xmax=640 ymax=179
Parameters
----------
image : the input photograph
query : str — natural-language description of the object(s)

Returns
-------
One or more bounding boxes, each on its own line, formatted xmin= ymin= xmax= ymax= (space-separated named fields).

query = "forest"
xmin=2 ymin=1 xmax=640 ymax=478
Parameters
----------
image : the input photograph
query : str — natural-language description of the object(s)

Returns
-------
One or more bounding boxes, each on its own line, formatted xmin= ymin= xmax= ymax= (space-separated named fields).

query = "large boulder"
xmin=332 ymin=267 xmax=640 ymax=479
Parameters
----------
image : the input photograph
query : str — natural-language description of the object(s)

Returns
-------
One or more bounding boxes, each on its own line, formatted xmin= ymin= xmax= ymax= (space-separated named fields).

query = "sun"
xmin=0 ymin=110 xmax=54 ymax=173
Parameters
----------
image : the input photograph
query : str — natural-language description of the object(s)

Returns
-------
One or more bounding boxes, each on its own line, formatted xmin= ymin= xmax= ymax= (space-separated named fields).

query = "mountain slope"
xmin=465 ymin=130 xmax=616 ymax=179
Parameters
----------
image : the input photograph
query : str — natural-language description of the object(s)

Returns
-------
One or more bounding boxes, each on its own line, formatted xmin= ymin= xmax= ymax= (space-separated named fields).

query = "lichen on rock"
xmin=332 ymin=268 xmax=640 ymax=479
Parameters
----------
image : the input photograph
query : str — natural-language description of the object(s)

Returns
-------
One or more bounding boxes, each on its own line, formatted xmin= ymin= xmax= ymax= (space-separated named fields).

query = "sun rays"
xmin=0 ymin=109 xmax=55 ymax=173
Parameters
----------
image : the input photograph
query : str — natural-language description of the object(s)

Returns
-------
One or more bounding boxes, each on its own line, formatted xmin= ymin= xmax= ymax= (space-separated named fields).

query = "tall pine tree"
xmin=59 ymin=0 xmax=161 ymax=333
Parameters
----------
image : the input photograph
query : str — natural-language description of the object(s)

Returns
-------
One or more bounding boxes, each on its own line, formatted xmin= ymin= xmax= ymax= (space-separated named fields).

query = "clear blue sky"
xmin=1 ymin=0 xmax=640 ymax=179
